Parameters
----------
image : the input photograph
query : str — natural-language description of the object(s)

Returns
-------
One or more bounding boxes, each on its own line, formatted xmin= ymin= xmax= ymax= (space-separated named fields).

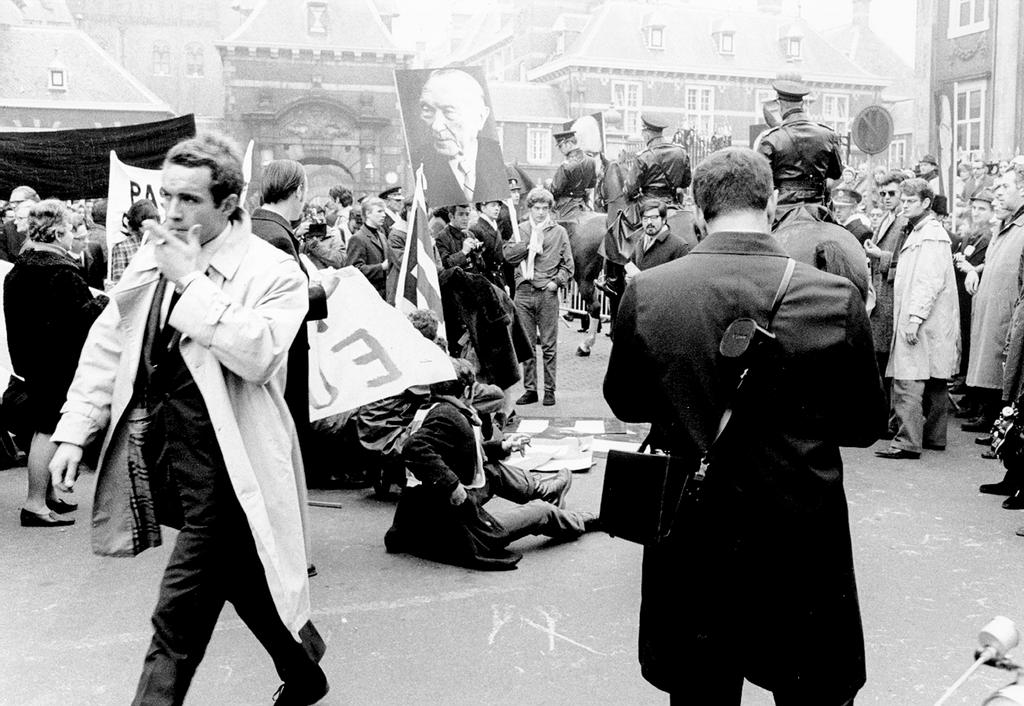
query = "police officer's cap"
xmin=508 ymin=176 xmax=521 ymax=190
xmin=832 ymin=187 xmax=861 ymax=206
xmin=971 ymin=188 xmax=995 ymax=204
xmin=772 ymin=79 xmax=810 ymax=102
xmin=640 ymin=113 xmax=671 ymax=132
xmin=379 ymin=186 xmax=403 ymax=200
xmin=553 ymin=130 xmax=576 ymax=143
xmin=919 ymin=154 xmax=939 ymax=167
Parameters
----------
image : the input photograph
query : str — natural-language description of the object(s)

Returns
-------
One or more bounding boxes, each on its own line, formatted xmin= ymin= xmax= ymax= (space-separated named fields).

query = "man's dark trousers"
xmin=514 ymin=284 xmax=559 ymax=395
xmin=133 ymin=313 xmax=320 ymax=705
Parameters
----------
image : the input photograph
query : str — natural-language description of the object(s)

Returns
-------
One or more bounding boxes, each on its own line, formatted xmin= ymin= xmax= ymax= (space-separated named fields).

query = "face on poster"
xmin=395 ymin=67 xmax=510 ymax=209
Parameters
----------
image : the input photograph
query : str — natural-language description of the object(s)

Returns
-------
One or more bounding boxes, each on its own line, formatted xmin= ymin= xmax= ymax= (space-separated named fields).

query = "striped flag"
xmin=395 ymin=167 xmax=445 ymax=335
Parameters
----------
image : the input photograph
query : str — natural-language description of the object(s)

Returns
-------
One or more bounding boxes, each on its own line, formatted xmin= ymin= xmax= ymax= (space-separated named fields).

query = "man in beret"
xmin=550 ymin=130 xmax=597 ymax=222
xmin=756 ymin=79 xmax=844 ymax=218
xmin=833 ymin=186 xmax=872 ymax=244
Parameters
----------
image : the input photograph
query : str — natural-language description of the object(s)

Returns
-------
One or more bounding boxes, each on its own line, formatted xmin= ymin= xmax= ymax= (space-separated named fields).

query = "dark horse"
xmin=569 ymin=157 xmax=700 ymax=355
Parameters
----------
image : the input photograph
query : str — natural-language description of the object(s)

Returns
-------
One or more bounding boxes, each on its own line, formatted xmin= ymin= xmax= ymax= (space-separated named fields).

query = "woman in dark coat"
xmin=5 ymin=199 xmax=108 ymax=527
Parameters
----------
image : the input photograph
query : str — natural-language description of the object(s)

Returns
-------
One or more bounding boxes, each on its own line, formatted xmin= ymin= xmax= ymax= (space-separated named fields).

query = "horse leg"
xmin=576 ymin=278 xmax=599 ymax=356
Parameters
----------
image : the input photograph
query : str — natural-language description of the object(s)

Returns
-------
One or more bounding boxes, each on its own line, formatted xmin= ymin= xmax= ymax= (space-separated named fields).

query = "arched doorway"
xmin=299 ymin=156 xmax=354 ymax=200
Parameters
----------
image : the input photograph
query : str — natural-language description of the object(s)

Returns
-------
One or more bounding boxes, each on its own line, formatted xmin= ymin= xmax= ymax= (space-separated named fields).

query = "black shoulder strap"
xmin=767 ymin=257 xmax=796 ymax=329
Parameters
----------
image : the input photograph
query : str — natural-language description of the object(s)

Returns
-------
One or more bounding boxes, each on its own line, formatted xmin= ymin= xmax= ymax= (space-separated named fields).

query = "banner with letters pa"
xmin=308 ymin=268 xmax=455 ymax=421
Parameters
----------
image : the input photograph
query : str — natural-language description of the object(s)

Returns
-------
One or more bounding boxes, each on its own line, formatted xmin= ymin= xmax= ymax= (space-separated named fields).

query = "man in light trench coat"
xmin=876 ymin=177 xmax=960 ymax=460
xmin=47 ymin=133 xmax=328 ymax=706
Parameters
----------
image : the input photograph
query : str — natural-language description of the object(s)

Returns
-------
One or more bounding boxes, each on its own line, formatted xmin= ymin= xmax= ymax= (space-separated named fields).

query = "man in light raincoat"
xmin=48 ymin=133 xmax=328 ymax=706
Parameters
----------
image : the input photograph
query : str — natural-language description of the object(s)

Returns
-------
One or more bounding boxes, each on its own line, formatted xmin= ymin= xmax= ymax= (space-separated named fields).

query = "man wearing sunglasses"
xmin=864 ymin=171 xmax=909 ymax=411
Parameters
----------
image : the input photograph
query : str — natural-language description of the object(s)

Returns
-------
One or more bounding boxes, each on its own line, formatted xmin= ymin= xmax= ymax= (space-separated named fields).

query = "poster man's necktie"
xmin=457 ymin=160 xmax=474 ymax=202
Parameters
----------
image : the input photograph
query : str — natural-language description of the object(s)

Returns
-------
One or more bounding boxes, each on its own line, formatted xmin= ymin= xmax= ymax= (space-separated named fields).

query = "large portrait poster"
xmin=395 ymin=67 xmax=510 ymax=209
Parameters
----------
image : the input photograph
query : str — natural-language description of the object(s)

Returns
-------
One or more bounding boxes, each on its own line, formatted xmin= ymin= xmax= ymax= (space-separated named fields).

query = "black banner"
xmin=0 ymin=114 xmax=196 ymax=200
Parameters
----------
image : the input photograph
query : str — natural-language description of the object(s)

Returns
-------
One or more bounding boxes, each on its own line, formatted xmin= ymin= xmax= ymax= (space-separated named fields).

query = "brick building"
xmin=65 ymin=0 xmax=241 ymax=123
xmin=914 ymin=0 xmax=1023 ymax=168
xmin=0 ymin=0 xmax=173 ymax=131
xmin=448 ymin=0 xmax=893 ymax=183
xmin=217 ymin=0 xmax=415 ymax=198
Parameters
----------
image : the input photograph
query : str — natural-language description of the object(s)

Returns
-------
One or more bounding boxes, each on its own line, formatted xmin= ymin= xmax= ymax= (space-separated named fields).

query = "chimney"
xmin=757 ymin=0 xmax=783 ymax=14
xmin=852 ymin=0 xmax=870 ymax=28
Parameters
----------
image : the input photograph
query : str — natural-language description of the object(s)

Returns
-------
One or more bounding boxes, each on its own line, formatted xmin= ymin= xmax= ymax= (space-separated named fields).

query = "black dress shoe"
xmin=542 ymin=392 xmax=556 ymax=406
xmin=980 ymin=481 xmax=1016 ymax=495
xmin=272 ymin=668 xmax=329 ymax=705
xmin=516 ymin=391 xmax=538 ymax=405
xmin=981 ymin=449 xmax=999 ymax=460
xmin=1003 ymin=492 xmax=1024 ymax=510
xmin=962 ymin=418 xmax=993 ymax=432
xmin=20 ymin=509 xmax=75 ymax=527
xmin=46 ymin=496 xmax=77 ymax=514
xmin=976 ymin=434 xmax=994 ymax=446
xmin=575 ymin=346 xmax=591 ymax=357
xmin=874 ymin=448 xmax=920 ymax=460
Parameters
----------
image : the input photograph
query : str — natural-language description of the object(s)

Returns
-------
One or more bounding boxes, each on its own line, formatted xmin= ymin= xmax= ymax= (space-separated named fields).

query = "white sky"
xmin=392 ymin=0 xmax=917 ymax=68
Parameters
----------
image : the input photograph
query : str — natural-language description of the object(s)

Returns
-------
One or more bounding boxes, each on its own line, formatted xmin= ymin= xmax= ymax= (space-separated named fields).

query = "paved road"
xmin=4 ymin=324 xmax=1024 ymax=705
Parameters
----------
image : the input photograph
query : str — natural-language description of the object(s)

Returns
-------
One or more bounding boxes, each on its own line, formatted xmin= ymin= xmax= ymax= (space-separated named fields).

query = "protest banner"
xmin=308 ymin=268 xmax=454 ymax=421
xmin=104 ymin=151 xmax=164 ymax=278
xmin=0 ymin=114 xmax=195 ymax=200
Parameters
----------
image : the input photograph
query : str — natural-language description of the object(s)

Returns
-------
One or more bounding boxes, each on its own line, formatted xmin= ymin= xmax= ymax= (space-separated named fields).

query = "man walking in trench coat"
xmin=604 ymin=147 xmax=885 ymax=704
xmin=47 ymin=133 xmax=328 ymax=705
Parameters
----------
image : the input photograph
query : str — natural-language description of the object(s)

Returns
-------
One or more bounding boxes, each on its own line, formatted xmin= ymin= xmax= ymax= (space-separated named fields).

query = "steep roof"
xmin=530 ymin=2 xmax=888 ymax=87
xmin=821 ymin=23 xmax=914 ymax=100
xmin=222 ymin=0 xmax=410 ymax=56
xmin=0 ymin=23 xmax=172 ymax=114
xmin=491 ymin=82 xmax=569 ymax=123
xmin=448 ymin=6 xmax=513 ymax=64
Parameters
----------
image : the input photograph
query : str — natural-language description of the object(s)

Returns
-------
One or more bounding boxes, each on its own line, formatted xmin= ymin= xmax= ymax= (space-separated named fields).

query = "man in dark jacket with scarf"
xmin=605 ymin=147 xmax=884 ymax=705
xmin=385 ymin=359 xmax=599 ymax=570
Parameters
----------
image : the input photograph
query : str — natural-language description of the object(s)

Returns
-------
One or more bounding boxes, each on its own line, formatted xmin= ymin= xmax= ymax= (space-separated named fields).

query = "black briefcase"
xmin=599 ymin=447 xmax=691 ymax=545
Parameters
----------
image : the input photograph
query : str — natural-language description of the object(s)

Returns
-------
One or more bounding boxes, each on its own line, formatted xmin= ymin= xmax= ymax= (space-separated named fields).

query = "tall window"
xmin=947 ymin=0 xmax=989 ymax=38
xmin=685 ymin=85 xmax=714 ymax=133
xmin=821 ymin=94 xmax=850 ymax=134
xmin=954 ymin=80 xmax=986 ymax=158
xmin=527 ymin=127 xmax=551 ymax=164
xmin=152 ymin=43 xmax=170 ymax=76
xmin=648 ymin=27 xmax=664 ymax=49
xmin=611 ymin=80 xmax=642 ymax=135
xmin=718 ymin=32 xmax=734 ymax=54
xmin=307 ymin=2 xmax=328 ymax=34
xmin=786 ymin=37 xmax=802 ymax=59
xmin=888 ymin=138 xmax=907 ymax=168
xmin=185 ymin=44 xmax=204 ymax=78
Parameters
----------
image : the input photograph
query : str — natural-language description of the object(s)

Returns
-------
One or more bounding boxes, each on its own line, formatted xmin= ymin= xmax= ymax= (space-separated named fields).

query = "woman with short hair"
xmin=5 ymin=199 xmax=108 ymax=526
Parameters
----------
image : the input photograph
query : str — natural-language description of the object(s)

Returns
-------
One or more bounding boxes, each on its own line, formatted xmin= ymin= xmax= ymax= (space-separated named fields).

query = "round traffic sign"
xmin=852 ymin=105 xmax=894 ymax=155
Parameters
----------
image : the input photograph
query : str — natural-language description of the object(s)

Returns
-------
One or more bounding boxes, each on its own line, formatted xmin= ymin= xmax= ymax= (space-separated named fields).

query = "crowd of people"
xmin=4 ymin=74 xmax=1024 ymax=703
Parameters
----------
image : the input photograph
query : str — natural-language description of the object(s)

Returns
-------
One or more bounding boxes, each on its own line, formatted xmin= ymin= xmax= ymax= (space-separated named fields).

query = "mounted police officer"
xmin=551 ymin=129 xmax=597 ymax=222
xmin=623 ymin=113 xmax=691 ymax=211
xmin=756 ymin=79 xmax=844 ymax=220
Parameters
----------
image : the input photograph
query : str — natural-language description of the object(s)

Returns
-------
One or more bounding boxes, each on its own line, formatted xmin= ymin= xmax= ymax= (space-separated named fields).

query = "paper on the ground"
xmin=591 ymin=438 xmax=641 ymax=454
xmin=506 ymin=436 xmax=594 ymax=472
xmin=516 ymin=418 xmax=549 ymax=434
xmin=573 ymin=419 xmax=605 ymax=435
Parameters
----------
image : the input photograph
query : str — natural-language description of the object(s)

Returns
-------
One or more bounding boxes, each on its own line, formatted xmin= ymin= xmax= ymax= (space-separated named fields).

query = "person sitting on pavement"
xmin=385 ymin=358 xmax=600 ymax=570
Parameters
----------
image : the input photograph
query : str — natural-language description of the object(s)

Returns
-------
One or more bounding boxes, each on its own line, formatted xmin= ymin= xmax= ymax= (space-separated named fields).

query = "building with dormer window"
xmin=445 ymin=0 xmax=894 ymax=184
xmin=217 ymin=0 xmax=415 ymax=198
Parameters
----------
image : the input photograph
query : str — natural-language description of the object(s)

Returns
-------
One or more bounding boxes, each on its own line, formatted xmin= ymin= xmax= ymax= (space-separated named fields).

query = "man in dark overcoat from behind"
xmin=604 ymin=147 xmax=885 ymax=705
